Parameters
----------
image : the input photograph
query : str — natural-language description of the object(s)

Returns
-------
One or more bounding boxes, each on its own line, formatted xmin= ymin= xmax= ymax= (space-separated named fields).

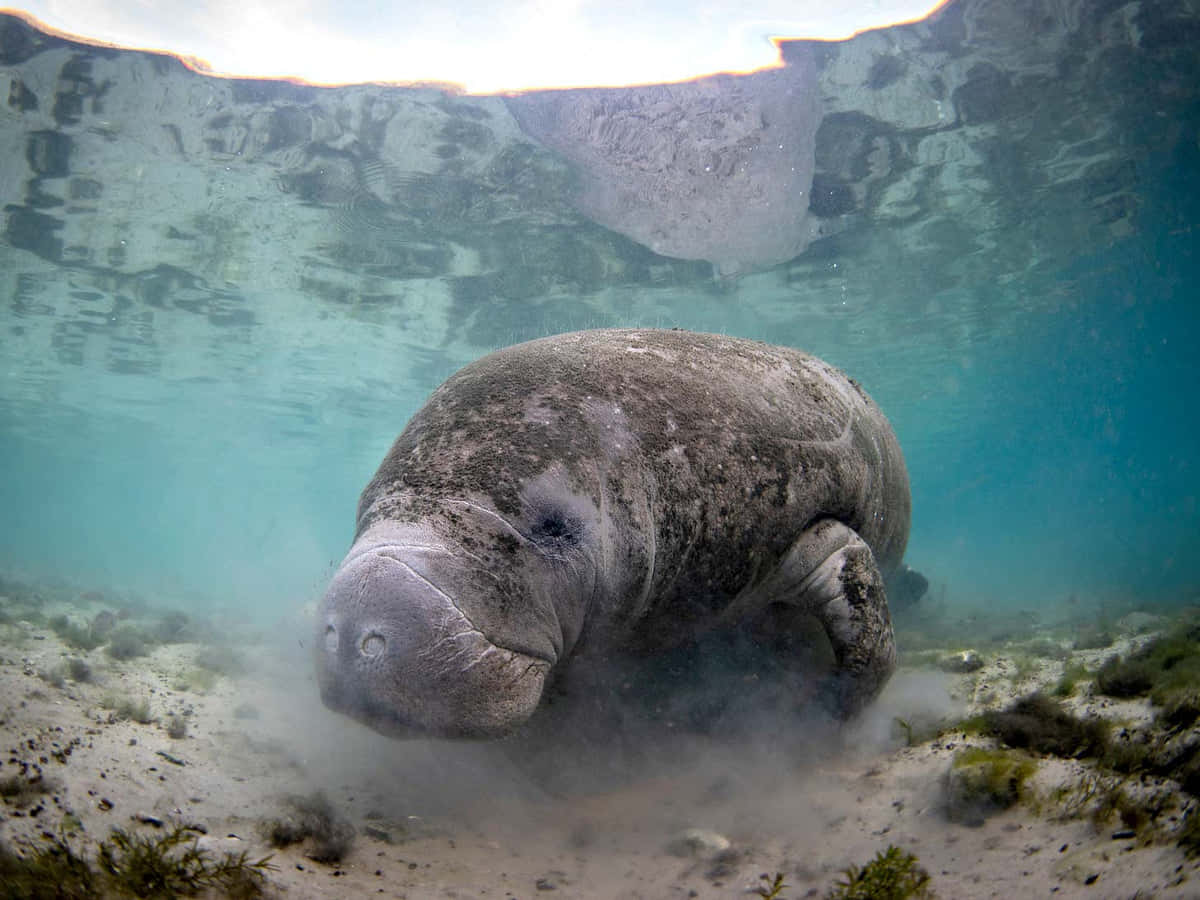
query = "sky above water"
xmin=4 ymin=1 xmax=947 ymax=91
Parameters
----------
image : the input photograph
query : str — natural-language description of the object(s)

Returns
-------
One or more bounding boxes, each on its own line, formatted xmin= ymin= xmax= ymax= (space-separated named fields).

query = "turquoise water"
xmin=0 ymin=5 xmax=1197 ymax=628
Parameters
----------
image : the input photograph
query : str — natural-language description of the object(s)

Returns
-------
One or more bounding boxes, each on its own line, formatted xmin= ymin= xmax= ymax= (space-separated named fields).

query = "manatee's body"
xmin=316 ymin=329 xmax=910 ymax=739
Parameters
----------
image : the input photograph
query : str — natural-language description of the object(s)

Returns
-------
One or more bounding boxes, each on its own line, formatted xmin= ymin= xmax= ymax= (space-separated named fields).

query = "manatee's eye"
xmin=530 ymin=509 xmax=582 ymax=547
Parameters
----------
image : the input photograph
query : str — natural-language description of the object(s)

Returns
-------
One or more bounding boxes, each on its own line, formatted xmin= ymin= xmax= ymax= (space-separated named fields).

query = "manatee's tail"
xmin=886 ymin=564 xmax=930 ymax=613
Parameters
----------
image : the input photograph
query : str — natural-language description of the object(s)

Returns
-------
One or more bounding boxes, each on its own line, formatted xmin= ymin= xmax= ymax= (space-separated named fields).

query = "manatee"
xmin=316 ymin=329 xmax=910 ymax=739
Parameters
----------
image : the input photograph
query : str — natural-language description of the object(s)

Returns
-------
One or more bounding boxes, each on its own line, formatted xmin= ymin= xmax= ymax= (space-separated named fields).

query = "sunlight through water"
xmin=2 ymin=1 xmax=949 ymax=91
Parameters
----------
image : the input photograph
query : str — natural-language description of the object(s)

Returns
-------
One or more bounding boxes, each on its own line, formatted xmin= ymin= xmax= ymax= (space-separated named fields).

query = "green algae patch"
xmin=943 ymin=747 xmax=1037 ymax=825
xmin=259 ymin=791 xmax=355 ymax=864
xmin=0 ymin=824 xmax=273 ymax=899
xmin=1158 ymin=691 xmax=1200 ymax=730
xmin=983 ymin=693 xmax=1109 ymax=758
xmin=828 ymin=845 xmax=934 ymax=899
xmin=99 ymin=693 xmax=155 ymax=725
xmin=1095 ymin=622 xmax=1200 ymax=706
xmin=171 ymin=667 xmax=218 ymax=694
xmin=104 ymin=625 xmax=153 ymax=661
xmin=48 ymin=614 xmax=105 ymax=652
xmin=1179 ymin=808 xmax=1200 ymax=857
xmin=1052 ymin=660 xmax=1091 ymax=698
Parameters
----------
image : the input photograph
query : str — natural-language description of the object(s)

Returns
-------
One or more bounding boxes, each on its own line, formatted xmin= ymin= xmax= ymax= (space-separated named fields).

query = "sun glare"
xmin=1 ymin=1 xmax=950 ymax=93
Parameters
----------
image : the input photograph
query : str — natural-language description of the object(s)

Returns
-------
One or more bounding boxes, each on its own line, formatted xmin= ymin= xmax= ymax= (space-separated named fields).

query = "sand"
xmin=1 ymin=592 xmax=1197 ymax=899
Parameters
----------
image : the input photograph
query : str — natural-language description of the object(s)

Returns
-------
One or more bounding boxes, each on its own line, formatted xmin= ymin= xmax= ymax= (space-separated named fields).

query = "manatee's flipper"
xmin=757 ymin=518 xmax=896 ymax=718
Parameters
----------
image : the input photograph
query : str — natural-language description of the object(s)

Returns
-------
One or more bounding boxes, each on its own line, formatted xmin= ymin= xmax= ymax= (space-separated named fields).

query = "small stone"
xmin=535 ymin=871 xmax=568 ymax=890
xmin=705 ymin=848 xmax=741 ymax=881
xmin=1111 ymin=830 xmax=1136 ymax=840
xmin=666 ymin=828 xmax=731 ymax=858
xmin=939 ymin=650 xmax=984 ymax=673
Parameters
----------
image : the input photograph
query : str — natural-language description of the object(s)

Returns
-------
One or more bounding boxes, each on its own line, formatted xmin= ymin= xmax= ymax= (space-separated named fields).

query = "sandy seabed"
xmin=1 ymin=588 xmax=1197 ymax=899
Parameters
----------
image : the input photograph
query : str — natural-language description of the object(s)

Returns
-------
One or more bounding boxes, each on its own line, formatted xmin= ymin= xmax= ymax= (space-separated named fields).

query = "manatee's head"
xmin=315 ymin=495 xmax=596 ymax=739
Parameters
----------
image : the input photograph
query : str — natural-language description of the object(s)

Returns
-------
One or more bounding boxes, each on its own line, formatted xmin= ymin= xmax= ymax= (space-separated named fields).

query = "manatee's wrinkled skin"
xmin=316 ymin=329 xmax=909 ymax=739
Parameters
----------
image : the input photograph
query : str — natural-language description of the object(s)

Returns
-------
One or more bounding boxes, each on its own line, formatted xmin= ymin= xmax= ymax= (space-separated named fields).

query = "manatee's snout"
xmin=315 ymin=545 xmax=550 ymax=739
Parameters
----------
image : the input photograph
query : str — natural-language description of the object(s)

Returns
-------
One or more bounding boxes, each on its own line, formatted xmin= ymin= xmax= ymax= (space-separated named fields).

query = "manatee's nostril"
xmin=324 ymin=625 xmax=338 ymax=653
xmin=361 ymin=632 xmax=386 ymax=658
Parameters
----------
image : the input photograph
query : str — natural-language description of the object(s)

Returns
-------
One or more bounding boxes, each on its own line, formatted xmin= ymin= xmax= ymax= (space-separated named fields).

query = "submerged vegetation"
xmin=100 ymin=693 xmax=155 ymax=725
xmin=104 ymin=625 xmax=150 ymax=661
xmin=38 ymin=657 xmax=94 ymax=689
xmin=1158 ymin=691 xmax=1200 ymax=731
xmin=943 ymin=747 xmax=1037 ymax=825
xmin=1072 ymin=625 xmax=1115 ymax=651
xmin=1005 ymin=653 xmax=1041 ymax=685
xmin=1052 ymin=660 xmax=1091 ymax=697
xmin=48 ymin=615 xmax=105 ymax=652
xmin=948 ymin=621 xmax=1200 ymax=855
xmin=755 ymin=872 xmax=788 ymax=899
xmin=1179 ymin=809 xmax=1200 ymax=857
xmin=1022 ymin=638 xmax=1070 ymax=660
xmin=65 ymin=657 xmax=94 ymax=683
xmin=0 ymin=825 xmax=273 ymax=899
xmin=171 ymin=667 xmax=218 ymax=694
xmin=260 ymin=792 xmax=355 ymax=864
xmin=96 ymin=826 xmax=272 ymax=899
xmin=1095 ymin=622 xmax=1200 ymax=706
xmin=827 ymin=846 xmax=933 ymax=899
xmin=982 ymin=693 xmax=1109 ymax=758
xmin=153 ymin=610 xmax=192 ymax=643
xmin=0 ymin=831 xmax=96 ymax=899
xmin=0 ymin=773 xmax=56 ymax=809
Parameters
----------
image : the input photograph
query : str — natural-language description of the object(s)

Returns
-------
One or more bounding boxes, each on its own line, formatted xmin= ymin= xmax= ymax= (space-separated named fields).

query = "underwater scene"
xmin=0 ymin=0 xmax=1199 ymax=896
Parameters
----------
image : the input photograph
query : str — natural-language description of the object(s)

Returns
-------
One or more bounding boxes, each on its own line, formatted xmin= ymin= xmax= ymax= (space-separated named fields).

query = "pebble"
xmin=939 ymin=650 xmax=985 ymax=673
xmin=535 ymin=870 xmax=568 ymax=890
xmin=156 ymin=750 xmax=187 ymax=766
xmin=666 ymin=828 xmax=732 ymax=858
